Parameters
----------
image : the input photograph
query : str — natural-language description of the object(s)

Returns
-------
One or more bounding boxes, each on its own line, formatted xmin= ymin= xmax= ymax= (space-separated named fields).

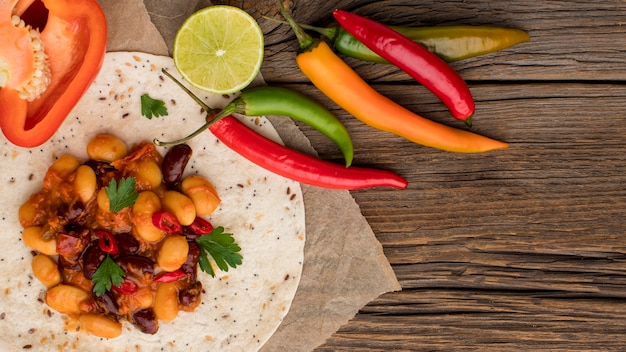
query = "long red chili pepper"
xmin=208 ymin=116 xmax=408 ymax=190
xmin=333 ymin=9 xmax=475 ymax=125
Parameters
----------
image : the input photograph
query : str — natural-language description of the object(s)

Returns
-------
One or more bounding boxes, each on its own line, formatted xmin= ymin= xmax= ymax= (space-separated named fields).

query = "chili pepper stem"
xmin=153 ymin=109 xmax=230 ymax=147
xmin=161 ymin=69 xmax=214 ymax=113
xmin=154 ymin=69 xmax=232 ymax=147
xmin=277 ymin=0 xmax=315 ymax=51
xmin=263 ymin=15 xmax=339 ymax=41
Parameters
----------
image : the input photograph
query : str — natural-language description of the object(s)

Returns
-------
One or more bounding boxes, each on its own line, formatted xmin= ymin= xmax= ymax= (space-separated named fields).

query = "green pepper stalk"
xmin=156 ymin=70 xmax=354 ymax=167
xmin=216 ymin=86 xmax=354 ymax=167
xmin=268 ymin=18 xmax=530 ymax=63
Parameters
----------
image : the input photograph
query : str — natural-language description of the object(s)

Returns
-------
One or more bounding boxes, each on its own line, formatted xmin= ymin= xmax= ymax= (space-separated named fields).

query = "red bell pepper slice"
xmin=0 ymin=0 xmax=107 ymax=147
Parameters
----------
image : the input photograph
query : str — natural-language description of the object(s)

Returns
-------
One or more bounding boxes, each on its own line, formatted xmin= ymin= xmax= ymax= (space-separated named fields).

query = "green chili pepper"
xmin=300 ymin=23 xmax=530 ymax=63
xmin=212 ymin=86 xmax=354 ymax=167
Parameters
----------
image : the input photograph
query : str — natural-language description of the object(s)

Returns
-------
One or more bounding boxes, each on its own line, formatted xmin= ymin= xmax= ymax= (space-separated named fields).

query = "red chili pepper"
xmin=208 ymin=116 xmax=408 ymax=190
xmin=332 ymin=10 xmax=475 ymax=125
xmin=152 ymin=210 xmax=183 ymax=235
xmin=154 ymin=270 xmax=186 ymax=283
xmin=189 ymin=217 xmax=214 ymax=236
xmin=96 ymin=230 xmax=119 ymax=255
xmin=112 ymin=279 xmax=138 ymax=295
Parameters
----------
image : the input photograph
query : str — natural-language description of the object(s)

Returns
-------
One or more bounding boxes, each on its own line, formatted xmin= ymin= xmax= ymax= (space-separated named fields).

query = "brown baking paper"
xmin=96 ymin=1 xmax=401 ymax=350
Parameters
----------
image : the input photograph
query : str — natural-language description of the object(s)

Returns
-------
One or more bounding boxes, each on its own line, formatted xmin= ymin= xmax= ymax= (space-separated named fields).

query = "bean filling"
xmin=19 ymin=134 xmax=222 ymax=338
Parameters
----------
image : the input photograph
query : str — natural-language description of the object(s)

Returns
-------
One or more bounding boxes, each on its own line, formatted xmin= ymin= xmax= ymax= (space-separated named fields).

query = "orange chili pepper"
xmin=277 ymin=1 xmax=508 ymax=153
xmin=0 ymin=0 xmax=107 ymax=147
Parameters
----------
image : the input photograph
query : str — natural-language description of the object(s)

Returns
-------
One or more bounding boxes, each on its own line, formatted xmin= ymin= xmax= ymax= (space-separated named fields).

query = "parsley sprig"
xmin=105 ymin=177 xmax=139 ymax=213
xmin=141 ymin=94 xmax=168 ymax=119
xmin=196 ymin=227 xmax=243 ymax=277
xmin=91 ymin=255 xmax=125 ymax=296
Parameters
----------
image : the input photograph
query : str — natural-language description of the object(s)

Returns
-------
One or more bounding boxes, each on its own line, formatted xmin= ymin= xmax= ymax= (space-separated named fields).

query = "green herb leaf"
xmin=105 ymin=177 xmax=139 ymax=213
xmin=195 ymin=226 xmax=243 ymax=277
xmin=91 ymin=255 xmax=125 ymax=296
xmin=141 ymin=94 xmax=168 ymax=119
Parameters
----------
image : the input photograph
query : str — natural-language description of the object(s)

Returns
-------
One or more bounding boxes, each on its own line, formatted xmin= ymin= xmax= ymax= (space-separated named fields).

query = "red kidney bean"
xmin=161 ymin=144 xmax=192 ymax=188
xmin=115 ymin=255 xmax=155 ymax=279
xmin=95 ymin=291 xmax=120 ymax=316
xmin=116 ymin=233 xmax=140 ymax=255
xmin=180 ymin=241 xmax=200 ymax=281
xmin=84 ymin=160 xmax=117 ymax=187
xmin=132 ymin=308 xmax=158 ymax=335
xmin=57 ymin=201 xmax=86 ymax=225
xmin=81 ymin=240 xmax=106 ymax=280
xmin=58 ymin=253 xmax=81 ymax=271
xmin=178 ymin=281 xmax=202 ymax=308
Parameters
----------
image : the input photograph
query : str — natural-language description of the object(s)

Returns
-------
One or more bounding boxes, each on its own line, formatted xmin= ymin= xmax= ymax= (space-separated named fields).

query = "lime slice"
xmin=173 ymin=6 xmax=264 ymax=94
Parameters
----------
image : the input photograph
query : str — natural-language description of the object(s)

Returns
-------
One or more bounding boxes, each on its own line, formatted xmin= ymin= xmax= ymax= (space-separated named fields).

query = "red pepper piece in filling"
xmin=96 ymin=230 xmax=119 ymax=255
xmin=152 ymin=210 xmax=183 ymax=235
xmin=112 ymin=278 xmax=138 ymax=295
xmin=153 ymin=270 xmax=186 ymax=283
xmin=333 ymin=10 xmax=475 ymax=125
xmin=189 ymin=217 xmax=214 ymax=236
xmin=183 ymin=217 xmax=214 ymax=240
xmin=0 ymin=0 xmax=107 ymax=147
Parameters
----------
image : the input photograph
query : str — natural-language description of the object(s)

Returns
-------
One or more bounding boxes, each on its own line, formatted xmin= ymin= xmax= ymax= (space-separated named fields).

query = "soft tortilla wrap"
xmin=0 ymin=52 xmax=305 ymax=351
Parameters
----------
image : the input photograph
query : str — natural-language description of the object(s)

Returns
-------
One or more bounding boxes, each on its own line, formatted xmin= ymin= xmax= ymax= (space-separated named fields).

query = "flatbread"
xmin=0 ymin=52 xmax=305 ymax=351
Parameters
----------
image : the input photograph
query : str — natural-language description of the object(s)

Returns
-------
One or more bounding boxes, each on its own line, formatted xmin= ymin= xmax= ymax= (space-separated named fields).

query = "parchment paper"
xmin=97 ymin=1 xmax=401 ymax=350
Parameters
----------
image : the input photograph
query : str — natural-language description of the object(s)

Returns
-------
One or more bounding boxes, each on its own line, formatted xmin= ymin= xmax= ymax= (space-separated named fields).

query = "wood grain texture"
xmin=219 ymin=0 xmax=626 ymax=350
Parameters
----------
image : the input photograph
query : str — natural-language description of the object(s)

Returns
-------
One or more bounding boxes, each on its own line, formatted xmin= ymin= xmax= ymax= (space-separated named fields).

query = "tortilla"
xmin=0 ymin=52 xmax=305 ymax=351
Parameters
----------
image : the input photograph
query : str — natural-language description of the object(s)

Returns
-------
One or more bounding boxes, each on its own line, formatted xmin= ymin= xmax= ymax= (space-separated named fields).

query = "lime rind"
xmin=173 ymin=5 xmax=264 ymax=95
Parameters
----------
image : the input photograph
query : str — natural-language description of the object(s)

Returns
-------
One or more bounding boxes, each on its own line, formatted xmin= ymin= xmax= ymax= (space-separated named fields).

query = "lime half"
xmin=173 ymin=6 xmax=264 ymax=94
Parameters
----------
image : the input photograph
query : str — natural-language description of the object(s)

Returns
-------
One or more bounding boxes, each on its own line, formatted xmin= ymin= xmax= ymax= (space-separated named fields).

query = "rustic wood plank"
xmin=316 ymin=290 xmax=626 ymax=351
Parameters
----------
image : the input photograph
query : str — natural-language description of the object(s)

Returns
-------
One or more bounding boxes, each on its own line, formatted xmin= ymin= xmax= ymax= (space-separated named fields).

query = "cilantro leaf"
xmin=105 ymin=177 xmax=139 ymax=213
xmin=195 ymin=226 xmax=243 ymax=277
xmin=141 ymin=94 xmax=168 ymax=119
xmin=91 ymin=255 xmax=125 ymax=296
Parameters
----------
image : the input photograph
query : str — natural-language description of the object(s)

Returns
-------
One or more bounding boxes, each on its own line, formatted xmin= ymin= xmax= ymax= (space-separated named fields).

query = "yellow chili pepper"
xmin=277 ymin=1 xmax=508 ymax=153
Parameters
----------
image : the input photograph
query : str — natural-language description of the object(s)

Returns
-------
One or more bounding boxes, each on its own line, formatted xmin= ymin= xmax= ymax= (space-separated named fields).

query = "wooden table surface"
xmin=219 ymin=1 xmax=626 ymax=350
